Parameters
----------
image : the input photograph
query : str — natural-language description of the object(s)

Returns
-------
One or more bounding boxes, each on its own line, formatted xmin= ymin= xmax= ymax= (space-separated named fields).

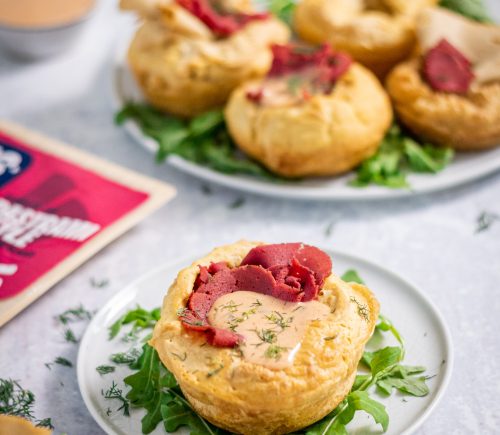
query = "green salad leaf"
xmin=267 ymin=0 xmax=296 ymax=24
xmin=116 ymin=103 xmax=275 ymax=179
xmin=351 ymin=124 xmax=454 ymax=189
xmin=340 ymin=270 xmax=365 ymax=284
xmin=109 ymin=305 xmax=161 ymax=339
xmin=439 ymin=0 xmax=492 ymax=22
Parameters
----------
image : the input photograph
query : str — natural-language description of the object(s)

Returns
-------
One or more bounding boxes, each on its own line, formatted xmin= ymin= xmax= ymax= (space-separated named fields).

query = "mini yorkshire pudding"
xmin=224 ymin=44 xmax=392 ymax=178
xmin=122 ymin=0 xmax=290 ymax=117
xmin=294 ymin=0 xmax=437 ymax=77
xmin=151 ymin=241 xmax=379 ymax=435
xmin=386 ymin=7 xmax=500 ymax=150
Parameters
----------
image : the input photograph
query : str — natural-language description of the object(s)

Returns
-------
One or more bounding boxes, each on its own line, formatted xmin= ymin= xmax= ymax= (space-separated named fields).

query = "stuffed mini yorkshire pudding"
xmin=151 ymin=241 xmax=379 ymax=435
xmin=122 ymin=0 xmax=290 ymax=117
xmin=386 ymin=7 xmax=500 ymax=151
xmin=224 ymin=44 xmax=392 ymax=178
xmin=294 ymin=0 xmax=438 ymax=77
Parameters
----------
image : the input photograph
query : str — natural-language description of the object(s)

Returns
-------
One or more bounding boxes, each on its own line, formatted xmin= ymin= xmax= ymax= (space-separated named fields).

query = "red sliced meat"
xmin=206 ymin=327 xmax=241 ymax=347
xmin=423 ymin=39 xmax=475 ymax=94
xmin=233 ymin=265 xmax=276 ymax=294
xmin=267 ymin=44 xmax=352 ymax=91
xmin=241 ymin=242 xmax=301 ymax=268
xmin=179 ymin=243 xmax=332 ymax=347
xmin=176 ymin=0 xmax=268 ymax=38
xmin=294 ymin=245 xmax=332 ymax=285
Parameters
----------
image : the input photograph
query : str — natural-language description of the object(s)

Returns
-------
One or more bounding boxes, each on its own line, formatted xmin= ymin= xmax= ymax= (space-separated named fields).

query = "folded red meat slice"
xmin=179 ymin=243 xmax=333 ymax=347
xmin=423 ymin=39 xmax=475 ymax=94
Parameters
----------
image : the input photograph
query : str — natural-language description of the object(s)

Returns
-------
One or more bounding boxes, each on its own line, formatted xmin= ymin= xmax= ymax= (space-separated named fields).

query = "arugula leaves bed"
xmin=98 ymin=271 xmax=431 ymax=435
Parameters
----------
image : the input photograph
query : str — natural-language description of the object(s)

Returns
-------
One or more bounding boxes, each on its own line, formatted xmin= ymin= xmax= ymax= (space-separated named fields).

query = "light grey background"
xmin=0 ymin=1 xmax=499 ymax=434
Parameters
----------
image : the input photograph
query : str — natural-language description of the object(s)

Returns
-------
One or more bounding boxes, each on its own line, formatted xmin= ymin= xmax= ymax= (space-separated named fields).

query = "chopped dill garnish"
xmin=476 ymin=211 xmax=500 ymax=233
xmin=0 ymin=379 xmax=53 ymax=427
xmin=229 ymin=197 xmax=246 ymax=209
xmin=171 ymin=352 xmax=187 ymax=361
xmin=57 ymin=304 xmax=93 ymax=324
xmin=292 ymin=306 xmax=305 ymax=312
xmin=207 ymin=364 xmax=224 ymax=378
xmin=106 ymin=407 xmax=112 ymax=416
xmin=90 ymin=277 xmax=109 ymax=288
xmin=0 ymin=378 xmax=35 ymax=419
xmin=110 ymin=349 xmax=141 ymax=366
xmin=54 ymin=357 xmax=73 ymax=367
xmin=102 ymin=381 xmax=130 ymax=416
xmin=251 ymin=299 xmax=262 ymax=308
xmin=64 ymin=328 xmax=78 ymax=343
xmin=221 ymin=300 xmax=241 ymax=313
xmin=264 ymin=344 xmax=288 ymax=360
xmin=324 ymin=221 xmax=335 ymax=237
xmin=176 ymin=307 xmax=188 ymax=317
xmin=96 ymin=365 xmax=116 ymax=375
xmin=36 ymin=418 xmax=54 ymax=429
xmin=252 ymin=328 xmax=278 ymax=346
xmin=350 ymin=297 xmax=369 ymax=321
xmin=265 ymin=311 xmax=293 ymax=330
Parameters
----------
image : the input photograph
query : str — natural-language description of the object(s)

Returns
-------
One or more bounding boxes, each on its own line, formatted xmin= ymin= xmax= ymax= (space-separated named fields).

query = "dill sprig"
xmin=264 ymin=344 xmax=288 ymax=360
xmin=110 ymin=348 xmax=141 ymax=366
xmin=0 ymin=379 xmax=35 ymax=419
xmin=90 ymin=277 xmax=110 ymax=288
xmin=0 ymin=379 xmax=52 ymax=427
xmin=54 ymin=357 xmax=73 ymax=367
xmin=64 ymin=328 xmax=78 ymax=343
xmin=96 ymin=365 xmax=116 ymax=375
xmin=476 ymin=211 xmax=500 ymax=233
xmin=265 ymin=311 xmax=293 ymax=330
xmin=350 ymin=296 xmax=370 ymax=321
xmin=252 ymin=328 xmax=278 ymax=346
xmin=102 ymin=381 xmax=130 ymax=416
xmin=206 ymin=364 xmax=224 ymax=378
xmin=57 ymin=304 xmax=93 ymax=324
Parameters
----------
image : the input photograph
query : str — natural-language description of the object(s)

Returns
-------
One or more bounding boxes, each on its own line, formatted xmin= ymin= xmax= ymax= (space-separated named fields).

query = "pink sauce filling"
xmin=423 ymin=38 xmax=475 ymax=94
xmin=178 ymin=243 xmax=332 ymax=347
xmin=245 ymin=44 xmax=352 ymax=103
xmin=176 ymin=0 xmax=269 ymax=37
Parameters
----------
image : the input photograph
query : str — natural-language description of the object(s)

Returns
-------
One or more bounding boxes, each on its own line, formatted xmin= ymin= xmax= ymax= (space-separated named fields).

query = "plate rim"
xmin=77 ymin=248 xmax=454 ymax=435
xmin=111 ymin=39 xmax=500 ymax=201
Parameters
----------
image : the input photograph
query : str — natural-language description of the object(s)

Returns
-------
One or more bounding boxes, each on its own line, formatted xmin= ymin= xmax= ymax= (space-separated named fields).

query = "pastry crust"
xmin=386 ymin=59 xmax=500 ymax=150
xmin=151 ymin=240 xmax=379 ymax=435
xmin=0 ymin=415 xmax=51 ymax=435
xmin=224 ymin=64 xmax=392 ymax=177
xmin=126 ymin=1 xmax=290 ymax=117
xmin=294 ymin=0 xmax=437 ymax=77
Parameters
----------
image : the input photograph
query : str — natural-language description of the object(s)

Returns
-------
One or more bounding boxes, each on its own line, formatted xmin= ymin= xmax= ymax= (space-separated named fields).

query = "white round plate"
xmin=113 ymin=37 xmax=500 ymax=201
xmin=78 ymin=249 xmax=453 ymax=435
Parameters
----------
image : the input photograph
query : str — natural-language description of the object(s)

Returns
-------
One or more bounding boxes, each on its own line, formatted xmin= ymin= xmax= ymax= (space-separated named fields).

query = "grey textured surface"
xmin=1 ymin=1 xmax=500 ymax=434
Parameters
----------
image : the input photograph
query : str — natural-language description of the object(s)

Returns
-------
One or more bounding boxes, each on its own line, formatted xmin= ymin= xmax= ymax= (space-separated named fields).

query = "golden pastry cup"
xmin=224 ymin=64 xmax=392 ymax=178
xmin=127 ymin=7 xmax=290 ymax=118
xmin=151 ymin=240 xmax=379 ymax=435
xmin=386 ymin=59 xmax=500 ymax=150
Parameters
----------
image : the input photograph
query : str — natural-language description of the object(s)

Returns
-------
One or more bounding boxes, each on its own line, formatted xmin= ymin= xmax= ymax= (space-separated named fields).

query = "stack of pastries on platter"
xmin=121 ymin=0 xmax=500 ymax=178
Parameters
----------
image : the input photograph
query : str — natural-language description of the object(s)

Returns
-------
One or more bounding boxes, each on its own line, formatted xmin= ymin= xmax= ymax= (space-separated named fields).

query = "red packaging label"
xmin=0 ymin=131 xmax=150 ymax=298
